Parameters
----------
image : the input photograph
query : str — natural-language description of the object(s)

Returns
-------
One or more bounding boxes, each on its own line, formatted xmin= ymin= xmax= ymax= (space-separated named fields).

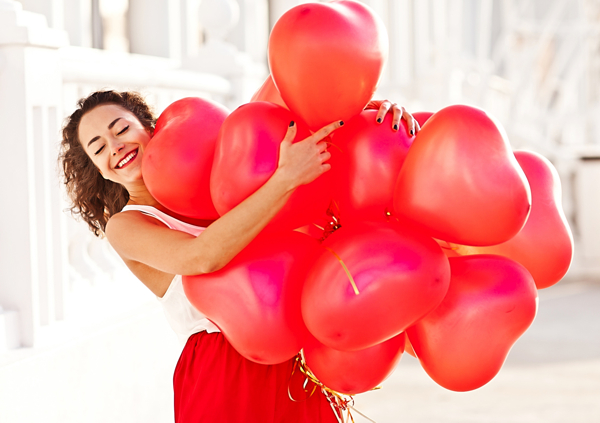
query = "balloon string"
xmin=324 ymin=247 xmax=360 ymax=295
xmin=288 ymin=352 xmax=376 ymax=423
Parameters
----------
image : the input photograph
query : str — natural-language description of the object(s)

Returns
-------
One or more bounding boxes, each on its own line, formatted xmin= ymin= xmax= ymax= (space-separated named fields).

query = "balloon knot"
xmin=288 ymin=352 xmax=377 ymax=423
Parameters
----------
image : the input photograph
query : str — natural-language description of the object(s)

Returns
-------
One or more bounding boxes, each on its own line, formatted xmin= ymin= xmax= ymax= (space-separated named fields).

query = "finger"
xmin=391 ymin=105 xmax=403 ymax=131
xmin=321 ymin=163 xmax=332 ymax=173
xmin=281 ymin=120 xmax=297 ymax=145
xmin=376 ymin=101 xmax=393 ymax=124
xmin=317 ymin=140 xmax=329 ymax=153
xmin=320 ymin=151 xmax=332 ymax=163
xmin=311 ymin=120 xmax=344 ymax=143
xmin=401 ymin=108 xmax=417 ymax=136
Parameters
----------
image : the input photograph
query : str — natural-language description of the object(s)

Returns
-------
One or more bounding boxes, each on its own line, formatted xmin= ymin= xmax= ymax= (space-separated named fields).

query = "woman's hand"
xmin=365 ymin=100 xmax=420 ymax=136
xmin=275 ymin=120 xmax=343 ymax=191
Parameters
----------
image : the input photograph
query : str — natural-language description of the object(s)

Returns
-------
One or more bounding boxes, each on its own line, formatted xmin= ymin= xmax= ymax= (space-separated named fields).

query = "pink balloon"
xmin=304 ymin=333 xmax=405 ymax=395
xmin=302 ymin=221 xmax=451 ymax=351
xmin=394 ymin=105 xmax=531 ymax=246
xmin=210 ymin=101 xmax=332 ymax=231
xmin=406 ymin=255 xmax=538 ymax=391
xmin=329 ymin=110 xmax=414 ymax=222
xmin=143 ymin=97 xmax=229 ymax=219
xmin=250 ymin=75 xmax=288 ymax=109
xmin=183 ymin=231 xmax=319 ymax=364
xmin=269 ymin=1 xmax=388 ymax=131
xmin=453 ymin=151 xmax=574 ymax=289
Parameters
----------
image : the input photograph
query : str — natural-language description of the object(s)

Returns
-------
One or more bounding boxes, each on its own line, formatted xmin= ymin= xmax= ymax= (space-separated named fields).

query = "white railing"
xmin=0 ymin=0 xmax=255 ymax=353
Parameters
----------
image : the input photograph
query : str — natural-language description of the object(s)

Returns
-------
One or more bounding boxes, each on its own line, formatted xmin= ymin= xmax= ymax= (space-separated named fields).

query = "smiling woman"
xmin=60 ymin=91 xmax=155 ymax=236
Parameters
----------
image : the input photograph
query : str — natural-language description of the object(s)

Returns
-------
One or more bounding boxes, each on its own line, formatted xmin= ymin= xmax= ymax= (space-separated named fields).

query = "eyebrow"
xmin=87 ymin=117 xmax=123 ymax=147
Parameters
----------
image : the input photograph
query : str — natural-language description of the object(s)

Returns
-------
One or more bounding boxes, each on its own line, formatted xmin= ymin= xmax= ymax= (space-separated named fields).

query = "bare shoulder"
xmin=105 ymin=210 xmax=169 ymax=260
xmin=105 ymin=209 xmax=194 ymax=266
xmin=106 ymin=209 xmax=164 ymax=232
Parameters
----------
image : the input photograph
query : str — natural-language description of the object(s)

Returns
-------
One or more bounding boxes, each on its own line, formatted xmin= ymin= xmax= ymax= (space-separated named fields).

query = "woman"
xmin=60 ymin=90 xmax=418 ymax=422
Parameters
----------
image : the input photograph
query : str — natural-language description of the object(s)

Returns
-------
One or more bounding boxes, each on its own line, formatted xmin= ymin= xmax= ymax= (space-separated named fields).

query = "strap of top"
xmin=121 ymin=205 xmax=206 ymax=235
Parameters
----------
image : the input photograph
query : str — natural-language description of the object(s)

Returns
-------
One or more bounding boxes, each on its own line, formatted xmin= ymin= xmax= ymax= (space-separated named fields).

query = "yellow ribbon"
xmin=324 ymin=247 xmax=360 ymax=295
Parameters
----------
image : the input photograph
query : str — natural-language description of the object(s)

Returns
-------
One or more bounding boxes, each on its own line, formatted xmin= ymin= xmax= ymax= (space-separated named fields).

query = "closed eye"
xmin=117 ymin=125 xmax=129 ymax=135
xmin=95 ymin=145 xmax=105 ymax=155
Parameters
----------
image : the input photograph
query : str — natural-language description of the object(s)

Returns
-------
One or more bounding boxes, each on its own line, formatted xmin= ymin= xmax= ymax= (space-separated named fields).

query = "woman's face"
xmin=78 ymin=104 xmax=152 ymax=188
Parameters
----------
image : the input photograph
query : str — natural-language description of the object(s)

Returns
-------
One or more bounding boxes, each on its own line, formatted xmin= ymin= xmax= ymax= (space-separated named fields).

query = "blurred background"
xmin=0 ymin=0 xmax=598 ymax=422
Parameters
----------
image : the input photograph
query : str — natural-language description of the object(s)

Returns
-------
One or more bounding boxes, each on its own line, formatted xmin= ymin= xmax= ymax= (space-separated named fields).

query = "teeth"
xmin=117 ymin=151 xmax=136 ymax=168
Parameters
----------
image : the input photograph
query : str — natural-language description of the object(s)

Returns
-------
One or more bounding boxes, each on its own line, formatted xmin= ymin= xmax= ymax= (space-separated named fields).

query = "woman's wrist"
xmin=270 ymin=167 xmax=298 ymax=195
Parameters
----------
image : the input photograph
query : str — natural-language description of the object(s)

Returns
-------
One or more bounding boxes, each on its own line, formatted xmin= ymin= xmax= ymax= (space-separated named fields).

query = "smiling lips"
xmin=115 ymin=148 xmax=139 ymax=169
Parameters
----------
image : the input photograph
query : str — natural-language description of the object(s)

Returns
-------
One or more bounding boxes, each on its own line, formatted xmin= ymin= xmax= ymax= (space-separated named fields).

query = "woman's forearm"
xmin=189 ymin=169 xmax=296 ymax=274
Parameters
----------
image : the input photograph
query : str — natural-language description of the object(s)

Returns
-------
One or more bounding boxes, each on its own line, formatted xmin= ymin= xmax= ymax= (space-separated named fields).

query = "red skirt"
xmin=174 ymin=331 xmax=340 ymax=423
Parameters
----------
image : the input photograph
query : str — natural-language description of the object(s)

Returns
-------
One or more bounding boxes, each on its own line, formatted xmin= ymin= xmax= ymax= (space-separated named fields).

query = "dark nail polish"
xmin=289 ymin=121 xmax=295 ymax=127
xmin=339 ymin=121 xmax=344 ymax=126
xmin=410 ymin=129 xmax=414 ymax=136
xmin=377 ymin=118 xmax=382 ymax=123
xmin=393 ymin=124 xmax=399 ymax=131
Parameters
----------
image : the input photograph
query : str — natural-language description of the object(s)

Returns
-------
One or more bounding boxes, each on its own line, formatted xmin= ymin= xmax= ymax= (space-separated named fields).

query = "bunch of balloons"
xmin=142 ymin=0 xmax=573 ymax=394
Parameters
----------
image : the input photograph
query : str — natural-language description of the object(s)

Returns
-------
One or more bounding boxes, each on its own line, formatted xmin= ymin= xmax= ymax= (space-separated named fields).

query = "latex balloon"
xmin=394 ymin=105 xmax=531 ymax=246
xmin=211 ymin=101 xmax=332 ymax=231
xmin=406 ymin=255 xmax=538 ymax=392
xmin=453 ymin=151 xmax=573 ymax=289
xmin=403 ymin=332 xmax=416 ymax=358
xmin=412 ymin=111 xmax=434 ymax=127
xmin=302 ymin=221 xmax=451 ymax=351
xmin=268 ymin=1 xmax=388 ymax=131
xmin=303 ymin=333 xmax=405 ymax=395
xmin=183 ymin=231 xmax=319 ymax=365
xmin=329 ymin=110 xmax=414 ymax=222
xmin=250 ymin=75 xmax=288 ymax=109
xmin=143 ymin=97 xmax=229 ymax=219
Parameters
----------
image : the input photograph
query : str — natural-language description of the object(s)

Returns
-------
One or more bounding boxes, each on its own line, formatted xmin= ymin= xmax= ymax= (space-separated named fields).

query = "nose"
xmin=110 ymin=140 xmax=125 ymax=156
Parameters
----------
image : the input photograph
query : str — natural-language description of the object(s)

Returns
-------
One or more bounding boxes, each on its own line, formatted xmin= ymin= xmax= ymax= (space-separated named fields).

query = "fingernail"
xmin=289 ymin=121 xmax=295 ymax=127
xmin=410 ymin=129 xmax=414 ymax=135
xmin=377 ymin=118 xmax=382 ymax=123
xmin=393 ymin=124 xmax=399 ymax=131
xmin=339 ymin=121 xmax=344 ymax=126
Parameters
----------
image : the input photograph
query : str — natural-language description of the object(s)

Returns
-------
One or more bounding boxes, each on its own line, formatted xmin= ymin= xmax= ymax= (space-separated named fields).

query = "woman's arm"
xmin=105 ymin=120 xmax=340 ymax=277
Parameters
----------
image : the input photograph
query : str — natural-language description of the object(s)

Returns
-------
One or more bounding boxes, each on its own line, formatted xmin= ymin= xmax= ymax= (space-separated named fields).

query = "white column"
xmin=62 ymin=0 xmax=93 ymax=47
xmin=226 ymin=0 xmax=269 ymax=64
xmin=0 ymin=0 xmax=68 ymax=347
xmin=128 ymin=0 xmax=181 ymax=59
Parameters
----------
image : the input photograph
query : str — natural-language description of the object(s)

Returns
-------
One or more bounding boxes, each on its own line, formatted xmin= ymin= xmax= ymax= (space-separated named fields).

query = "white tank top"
xmin=121 ymin=205 xmax=221 ymax=344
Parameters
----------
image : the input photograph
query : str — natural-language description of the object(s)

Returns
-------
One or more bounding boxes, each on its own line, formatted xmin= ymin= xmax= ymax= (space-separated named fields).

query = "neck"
xmin=125 ymin=180 xmax=159 ymax=206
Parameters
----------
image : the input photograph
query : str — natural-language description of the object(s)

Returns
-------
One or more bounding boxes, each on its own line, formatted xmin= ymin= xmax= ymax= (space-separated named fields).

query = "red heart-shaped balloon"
xmin=302 ymin=221 xmax=450 ymax=351
xmin=143 ymin=97 xmax=229 ymax=219
xmin=303 ymin=332 xmax=405 ymax=395
xmin=394 ymin=105 xmax=531 ymax=246
xmin=268 ymin=0 xmax=388 ymax=131
xmin=183 ymin=231 xmax=319 ymax=365
xmin=406 ymin=255 xmax=538 ymax=391
xmin=329 ymin=110 xmax=414 ymax=223
xmin=210 ymin=101 xmax=332 ymax=231
xmin=453 ymin=150 xmax=574 ymax=289
xmin=250 ymin=75 xmax=288 ymax=109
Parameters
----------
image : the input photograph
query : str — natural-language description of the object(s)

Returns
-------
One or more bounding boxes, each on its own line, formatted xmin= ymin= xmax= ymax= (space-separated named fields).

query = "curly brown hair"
xmin=60 ymin=90 xmax=156 ymax=236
